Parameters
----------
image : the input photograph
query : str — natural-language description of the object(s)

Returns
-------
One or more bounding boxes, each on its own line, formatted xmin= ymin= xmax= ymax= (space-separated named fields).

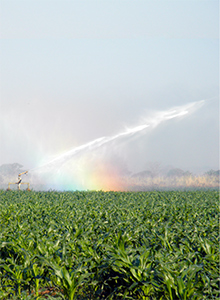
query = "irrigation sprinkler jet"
xmin=7 ymin=170 xmax=31 ymax=191
xmin=30 ymin=99 xmax=206 ymax=174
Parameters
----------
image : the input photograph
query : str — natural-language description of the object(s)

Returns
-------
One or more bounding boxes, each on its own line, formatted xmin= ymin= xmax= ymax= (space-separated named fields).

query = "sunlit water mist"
xmin=29 ymin=100 xmax=205 ymax=191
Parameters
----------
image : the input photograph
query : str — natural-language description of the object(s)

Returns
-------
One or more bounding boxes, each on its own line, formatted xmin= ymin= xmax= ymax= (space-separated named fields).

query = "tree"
xmin=167 ymin=168 xmax=192 ymax=178
xmin=204 ymin=170 xmax=220 ymax=177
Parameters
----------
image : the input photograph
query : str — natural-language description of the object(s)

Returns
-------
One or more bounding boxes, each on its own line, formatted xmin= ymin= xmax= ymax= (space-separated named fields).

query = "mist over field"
xmin=0 ymin=1 xmax=219 ymax=191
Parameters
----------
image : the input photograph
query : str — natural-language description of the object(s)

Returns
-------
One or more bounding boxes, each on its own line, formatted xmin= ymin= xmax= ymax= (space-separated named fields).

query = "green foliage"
xmin=0 ymin=190 xmax=219 ymax=299
xmin=204 ymin=170 xmax=220 ymax=177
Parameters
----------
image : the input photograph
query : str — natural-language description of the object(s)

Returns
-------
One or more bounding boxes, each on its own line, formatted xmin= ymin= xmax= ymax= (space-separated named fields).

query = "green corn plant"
xmin=29 ymin=262 xmax=45 ymax=298
xmin=176 ymin=266 xmax=200 ymax=300
xmin=162 ymin=271 xmax=177 ymax=300
xmin=1 ymin=258 xmax=25 ymax=297
xmin=161 ymin=264 xmax=203 ymax=300
xmin=108 ymin=245 xmax=155 ymax=298
xmin=199 ymin=237 xmax=216 ymax=256
xmin=47 ymin=262 xmax=89 ymax=300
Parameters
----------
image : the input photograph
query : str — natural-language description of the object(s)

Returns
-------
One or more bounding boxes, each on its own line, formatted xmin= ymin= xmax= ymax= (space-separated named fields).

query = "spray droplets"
xmin=30 ymin=99 xmax=206 ymax=190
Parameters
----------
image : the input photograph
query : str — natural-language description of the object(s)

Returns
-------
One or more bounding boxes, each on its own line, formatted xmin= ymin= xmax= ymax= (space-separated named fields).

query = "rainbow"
xmin=29 ymin=99 xmax=206 ymax=191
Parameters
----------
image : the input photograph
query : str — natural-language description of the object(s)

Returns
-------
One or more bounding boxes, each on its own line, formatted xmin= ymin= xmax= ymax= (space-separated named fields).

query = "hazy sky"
xmin=0 ymin=0 xmax=219 ymax=176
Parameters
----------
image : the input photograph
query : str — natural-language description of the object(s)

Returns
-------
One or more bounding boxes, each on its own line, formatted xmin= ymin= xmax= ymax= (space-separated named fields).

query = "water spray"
xmin=30 ymin=99 xmax=206 ymax=173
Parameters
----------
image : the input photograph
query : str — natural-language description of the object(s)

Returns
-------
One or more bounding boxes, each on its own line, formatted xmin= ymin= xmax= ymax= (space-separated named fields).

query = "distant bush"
xmin=204 ymin=169 xmax=220 ymax=177
xmin=167 ymin=168 xmax=192 ymax=177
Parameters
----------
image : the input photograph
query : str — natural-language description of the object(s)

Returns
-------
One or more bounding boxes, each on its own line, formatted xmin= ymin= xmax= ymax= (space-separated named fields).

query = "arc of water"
xmin=30 ymin=99 xmax=205 ymax=172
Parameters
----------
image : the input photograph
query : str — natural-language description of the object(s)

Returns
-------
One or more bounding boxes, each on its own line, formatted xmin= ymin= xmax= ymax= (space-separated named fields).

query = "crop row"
xmin=0 ymin=190 xmax=219 ymax=299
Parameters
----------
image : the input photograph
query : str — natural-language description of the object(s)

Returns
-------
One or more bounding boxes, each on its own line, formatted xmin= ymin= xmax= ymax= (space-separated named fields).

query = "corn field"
xmin=0 ymin=190 xmax=219 ymax=299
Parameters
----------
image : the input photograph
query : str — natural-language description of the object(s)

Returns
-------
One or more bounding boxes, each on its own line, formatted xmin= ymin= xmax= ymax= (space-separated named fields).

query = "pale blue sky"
xmin=0 ymin=0 xmax=219 ymax=173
